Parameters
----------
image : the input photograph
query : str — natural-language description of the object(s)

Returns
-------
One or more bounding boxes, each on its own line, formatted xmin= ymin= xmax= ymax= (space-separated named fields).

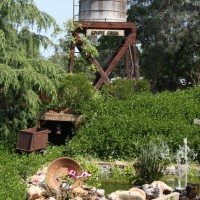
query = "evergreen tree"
xmin=128 ymin=0 xmax=200 ymax=91
xmin=0 ymin=0 xmax=66 ymax=150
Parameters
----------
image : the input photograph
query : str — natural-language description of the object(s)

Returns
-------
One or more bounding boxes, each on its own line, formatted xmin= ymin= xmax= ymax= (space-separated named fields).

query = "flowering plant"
xmin=68 ymin=169 xmax=91 ymax=179
xmin=58 ymin=169 xmax=91 ymax=199
xmin=28 ymin=170 xmax=46 ymax=187
xmin=60 ymin=169 xmax=91 ymax=189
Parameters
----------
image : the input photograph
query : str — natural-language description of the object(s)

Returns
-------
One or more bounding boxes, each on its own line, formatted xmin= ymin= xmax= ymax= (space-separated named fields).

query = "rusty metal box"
xmin=16 ymin=127 xmax=51 ymax=152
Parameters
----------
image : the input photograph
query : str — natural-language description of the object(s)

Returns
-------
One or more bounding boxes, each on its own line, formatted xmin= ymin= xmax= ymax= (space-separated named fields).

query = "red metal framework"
xmin=69 ymin=21 xmax=139 ymax=89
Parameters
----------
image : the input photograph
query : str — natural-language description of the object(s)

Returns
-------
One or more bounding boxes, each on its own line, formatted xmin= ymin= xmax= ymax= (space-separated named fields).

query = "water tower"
xmin=69 ymin=0 xmax=139 ymax=89
xmin=79 ymin=0 xmax=127 ymax=22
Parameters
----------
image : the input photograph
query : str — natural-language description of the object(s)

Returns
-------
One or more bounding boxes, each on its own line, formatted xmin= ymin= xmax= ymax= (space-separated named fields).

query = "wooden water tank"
xmin=79 ymin=0 xmax=127 ymax=22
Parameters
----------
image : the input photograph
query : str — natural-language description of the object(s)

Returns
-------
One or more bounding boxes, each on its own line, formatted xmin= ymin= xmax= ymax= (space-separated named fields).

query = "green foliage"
xmin=1 ymin=82 xmax=200 ymax=197
xmin=56 ymin=73 xmax=98 ymax=113
xmin=63 ymin=20 xmax=82 ymax=33
xmin=101 ymin=78 xmax=150 ymax=99
xmin=107 ymin=164 xmax=135 ymax=184
xmin=75 ymin=156 xmax=102 ymax=188
xmin=0 ymin=0 xmax=67 ymax=151
xmin=101 ymin=79 xmax=135 ymax=99
xmin=81 ymin=36 xmax=99 ymax=58
xmin=0 ymin=64 xmax=20 ymax=92
xmin=132 ymin=138 xmax=171 ymax=185
xmin=0 ymin=59 xmax=65 ymax=150
xmin=188 ymin=167 xmax=200 ymax=178
xmin=135 ymin=79 xmax=151 ymax=93
xmin=0 ymin=0 xmax=59 ymax=32
xmin=63 ymin=20 xmax=99 ymax=58
xmin=0 ymin=152 xmax=26 ymax=199
xmin=50 ymin=19 xmax=99 ymax=82
xmin=0 ymin=145 xmax=67 ymax=199
xmin=0 ymin=1 xmax=200 ymax=194
xmin=66 ymin=86 xmax=200 ymax=160
xmin=127 ymin=0 xmax=200 ymax=91
xmin=97 ymin=36 xmax=122 ymax=51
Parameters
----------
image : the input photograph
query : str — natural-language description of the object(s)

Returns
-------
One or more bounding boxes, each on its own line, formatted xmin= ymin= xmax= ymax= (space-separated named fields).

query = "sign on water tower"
xmin=79 ymin=0 xmax=127 ymax=22
xmin=86 ymin=29 xmax=125 ymax=36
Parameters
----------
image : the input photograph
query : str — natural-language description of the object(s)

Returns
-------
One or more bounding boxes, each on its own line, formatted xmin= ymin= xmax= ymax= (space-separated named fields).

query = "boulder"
xmin=108 ymin=190 xmax=146 ymax=200
xmin=142 ymin=181 xmax=173 ymax=200
xmin=153 ymin=192 xmax=180 ymax=200
xmin=48 ymin=198 xmax=56 ymax=200
xmin=90 ymin=187 xmax=105 ymax=197
xmin=72 ymin=187 xmax=88 ymax=197
xmin=74 ymin=197 xmax=83 ymax=200
xmin=129 ymin=188 xmax=146 ymax=199
xmin=150 ymin=181 xmax=173 ymax=194
xmin=26 ymin=185 xmax=45 ymax=200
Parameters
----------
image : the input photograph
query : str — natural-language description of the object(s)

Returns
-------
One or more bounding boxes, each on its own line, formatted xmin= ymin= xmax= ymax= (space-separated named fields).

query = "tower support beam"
xmin=69 ymin=22 xmax=139 ymax=89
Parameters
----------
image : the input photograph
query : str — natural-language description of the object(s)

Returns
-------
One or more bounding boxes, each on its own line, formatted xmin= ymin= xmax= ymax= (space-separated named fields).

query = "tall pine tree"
xmin=0 ymin=0 xmax=66 ymax=149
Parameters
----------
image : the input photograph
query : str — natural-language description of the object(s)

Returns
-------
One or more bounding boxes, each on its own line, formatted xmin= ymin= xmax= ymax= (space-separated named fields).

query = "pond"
xmin=161 ymin=175 xmax=200 ymax=191
xmin=100 ymin=182 xmax=132 ymax=195
xmin=100 ymin=175 xmax=200 ymax=195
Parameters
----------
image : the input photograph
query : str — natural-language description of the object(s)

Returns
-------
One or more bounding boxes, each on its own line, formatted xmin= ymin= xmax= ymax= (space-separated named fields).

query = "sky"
xmin=34 ymin=0 xmax=74 ymax=57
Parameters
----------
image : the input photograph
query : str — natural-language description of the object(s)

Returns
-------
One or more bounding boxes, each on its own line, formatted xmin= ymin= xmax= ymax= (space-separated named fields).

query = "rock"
xmin=96 ymin=189 xmax=105 ymax=197
xmin=142 ymin=183 xmax=160 ymax=199
xmin=48 ymin=198 xmax=56 ymax=200
xmin=145 ymin=187 xmax=160 ymax=200
xmin=153 ymin=192 xmax=180 ymax=200
xmin=74 ymin=197 xmax=83 ymax=200
xmin=150 ymin=181 xmax=173 ymax=194
xmin=90 ymin=187 xmax=105 ymax=197
xmin=26 ymin=185 xmax=45 ymax=200
xmin=129 ymin=188 xmax=146 ymax=199
xmin=108 ymin=190 xmax=146 ymax=200
xmin=142 ymin=184 xmax=150 ymax=193
xmin=72 ymin=187 xmax=88 ymax=197
xmin=100 ymin=197 xmax=108 ymax=200
xmin=142 ymin=181 xmax=173 ymax=200
xmin=186 ymin=183 xmax=200 ymax=199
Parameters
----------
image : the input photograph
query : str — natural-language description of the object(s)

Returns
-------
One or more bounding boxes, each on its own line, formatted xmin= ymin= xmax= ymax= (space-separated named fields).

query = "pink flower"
xmin=80 ymin=171 xmax=91 ymax=177
xmin=33 ymin=179 xmax=39 ymax=184
xmin=68 ymin=169 xmax=77 ymax=176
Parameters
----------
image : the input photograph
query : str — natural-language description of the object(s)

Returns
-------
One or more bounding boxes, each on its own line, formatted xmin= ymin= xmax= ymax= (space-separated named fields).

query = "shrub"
xmin=101 ymin=78 xmax=150 ymax=100
xmin=101 ymin=79 xmax=135 ymax=100
xmin=135 ymin=78 xmax=151 ymax=93
xmin=56 ymin=73 xmax=97 ymax=113
xmin=132 ymin=138 xmax=171 ymax=185
xmin=66 ymin=86 xmax=200 ymax=160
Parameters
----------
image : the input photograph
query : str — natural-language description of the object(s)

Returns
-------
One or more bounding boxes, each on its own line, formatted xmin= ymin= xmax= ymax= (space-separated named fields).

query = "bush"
xmin=101 ymin=78 xmax=150 ymax=100
xmin=135 ymin=79 xmax=151 ymax=93
xmin=56 ymin=73 xmax=97 ymax=113
xmin=132 ymin=138 xmax=171 ymax=185
xmin=101 ymin=79 xmax=135 ymax=100
xmin=66 ymin=86 xmax=200 ymax=160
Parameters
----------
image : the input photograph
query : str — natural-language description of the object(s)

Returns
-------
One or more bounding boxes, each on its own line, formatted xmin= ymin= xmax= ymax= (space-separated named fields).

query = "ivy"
xmin=66 ymin=85 xmax=200 ymax=160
